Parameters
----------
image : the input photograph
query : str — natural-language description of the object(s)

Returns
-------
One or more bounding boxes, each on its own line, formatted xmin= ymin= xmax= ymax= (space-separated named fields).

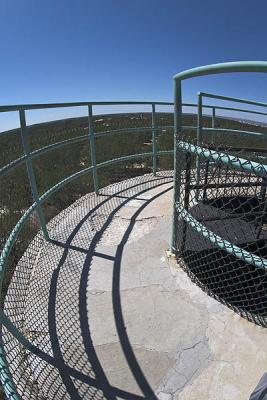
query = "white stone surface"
xmin=3 ymin=172 xmax=267 ymax=400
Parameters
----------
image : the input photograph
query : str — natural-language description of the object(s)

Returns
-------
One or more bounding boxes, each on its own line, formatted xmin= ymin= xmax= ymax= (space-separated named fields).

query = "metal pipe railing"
xmin=19 ymin=109 xmax=49 ymax=241
xmin=172 ymin=61 xmax=267 ymax=253
xmin=200 ymin=91 xmax=267 ymax=109
xmin=1 ymin=88 xmax=267 ymax=397
xmin=151 ymin=104 xmax=157 ymax=176
xmin=88 ymin=105 xmax=99 ymax=194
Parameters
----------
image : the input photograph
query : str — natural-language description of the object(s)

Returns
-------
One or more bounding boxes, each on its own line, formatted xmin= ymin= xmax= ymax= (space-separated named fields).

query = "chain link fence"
xmin=175 ymin=138 xmax=267 ymax=326
xmin=0 ymin=106 xmax=174 ymax=399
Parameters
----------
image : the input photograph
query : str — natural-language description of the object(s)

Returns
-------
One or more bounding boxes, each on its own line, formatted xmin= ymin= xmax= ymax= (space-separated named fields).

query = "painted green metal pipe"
xmin=1 ymin=97 xmax=267 ymax=118
xmin=171 ymin=79 xmax=183 ymax=253
xmin=1 ymin=122 xmax=266 ymax=181
xmin=201 ymin=91 xmax=267 ymax=109
xmin=203 ymin=127 xmax=267 ymax=138
xmin=211 ymin=107 xmax=216 ymax=143
xmin=206 ymin=104 xmax=267 ymax=116
xmin=88 ymin=105 xmax=99 ymax=195
xmin=173 ymin=61 xmax=267 ymax=81
xmin=0 ymin=155 xmax=28 ymax=178
xmin=177 ymin=140 xmax=267 ymax=177
xmin=0 ymin=100 xmax=173 ymax=113
xmin=195 ymin=93 xmax=203 ymax=201
xmin=0 ymin=127 xmax=174 ymax=178
xmin=19 ymin=109 xmax=49 ymax=241
xmin=176 ymin=203 xmax=267 ymax=270
xmin=152 ymin=104 xmax=157 ymax=176
xmin=172 ymin=61 xmax=267 ymax=254
xmin=212 ymin=107 xmax=216 ymax=128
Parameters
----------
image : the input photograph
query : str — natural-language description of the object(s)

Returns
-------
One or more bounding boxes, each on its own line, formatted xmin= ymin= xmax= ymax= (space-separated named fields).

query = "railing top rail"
xmin=204 ymin=104 xmax=267 ymax=116
xmin=174 ymin=61 xmax=267 ymax=81
xmin=184 ymin=102 xmax=267 ymax=117
xmin=185 ymin=103 xmax=267 ymax=117
xmin=199 ymin=91 xmax=267 ymax=109
xmin=2 ymin=98 xmax=267 ymax=118
xmin=0 ymin=101 xmax=213 ymax=113
xmin=0 ymin=100 xmax=174 ymax=113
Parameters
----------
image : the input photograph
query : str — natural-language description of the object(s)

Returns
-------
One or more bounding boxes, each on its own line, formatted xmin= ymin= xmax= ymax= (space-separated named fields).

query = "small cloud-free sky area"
xmin=1 ymin=0 xmax=267 ymax=130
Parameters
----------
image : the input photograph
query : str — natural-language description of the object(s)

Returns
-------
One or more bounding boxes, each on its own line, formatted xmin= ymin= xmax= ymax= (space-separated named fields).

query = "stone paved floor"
xmin=4 ymin=172 xmax=267 ymax=399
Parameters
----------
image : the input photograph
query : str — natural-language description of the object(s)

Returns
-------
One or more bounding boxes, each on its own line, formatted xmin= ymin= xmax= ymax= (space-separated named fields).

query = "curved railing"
xmin=172 ymin=61 xmax=267 ymax=329
xmin=0 ymin=100 xmax=172 ymax=399
xmin=1 ymin=63 xmax=267 ymax=397
xmin=172 ymin=61 xmax=267 ymax=250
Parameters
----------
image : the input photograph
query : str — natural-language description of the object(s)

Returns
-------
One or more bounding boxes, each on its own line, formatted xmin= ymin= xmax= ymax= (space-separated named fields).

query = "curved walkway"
xmin=3 ymin=172 xmax=267 ymax=400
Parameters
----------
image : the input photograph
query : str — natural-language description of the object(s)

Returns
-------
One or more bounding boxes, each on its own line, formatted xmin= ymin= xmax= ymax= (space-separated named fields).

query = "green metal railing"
xmin=194 ymin=91 xmax=267 ymax=201
xmin=1 ymin=61 xmax=267 ymax=397
xmin=172 ymin=61 xmax=267 ymax=253
xmin=0 ymin=100 xmax=175 ymax=399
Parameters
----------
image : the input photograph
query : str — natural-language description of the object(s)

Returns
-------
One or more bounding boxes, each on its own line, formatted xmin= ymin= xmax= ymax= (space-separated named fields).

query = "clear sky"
xmin=1 ymin=0 xmax=267 ymax=130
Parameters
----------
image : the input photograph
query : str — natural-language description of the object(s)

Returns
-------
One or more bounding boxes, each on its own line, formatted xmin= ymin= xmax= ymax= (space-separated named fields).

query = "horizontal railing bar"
xmin=190 ymin=181 xmax=261 ymax=190
xmin=176 ymin=203 xmax=267 ymax=270
xmin=200 ymin=91 xmax=267 ymax=109
xmin=2 ymin=108 xmax=267 ymax=139
xmin=181 ymin=126 xmax=267 ymax=137
xmin=186 ymin=103 xmax=267 ymax=116
xmin=203 ymin=127 xmax=267 ymax=137
xmin=185 ymin=210 xmax=265 ymax=223
xmin=0 ymin=124 xmax=176 ymax=139
xmin=2 ymin=121 xmax=267 ymax=178
xmin=2 ymin=122 xmax=267 ymax=177
xmin=0 ymin=135 xmax=89 ymax=177
xmin=0 ymin=99 xmax=267 ymax=117
xmin=95 ymin=125 xmax=176 ymax=138
xmin=0 ymin=101 xmax=174 ymax=113
xmin=30 ymin=135 xmax=87 ymax=159
xmin=199 ymin=146 xmax=267 ymax=153
xmin=0 ymin=101 xmax=202 ymax=113
xmin=177 ymin=140 xmax=267 ymax=177
xmin=96 ymin=126 xmax=157 ymax=137
xmin=95 ymin=150 xmax=173 ymax=169
xmin=206 ymin=105 xmax=267 ymax=116
xmin=0 ymin=155 xmax=27 ymax=177
xmin=174 ymin=61 xmax=267 ymax=81
xmin=0 ymin=127 xmax=175 ymax=176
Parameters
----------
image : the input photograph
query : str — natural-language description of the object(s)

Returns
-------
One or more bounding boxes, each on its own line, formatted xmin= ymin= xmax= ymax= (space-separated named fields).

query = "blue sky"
xmin=1 ymin=0 xmax=267 ymax=130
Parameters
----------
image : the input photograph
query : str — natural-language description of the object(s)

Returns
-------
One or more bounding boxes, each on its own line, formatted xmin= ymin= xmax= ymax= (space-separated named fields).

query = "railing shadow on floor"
xmin=24 ymin=173 xmax=173 ymax=400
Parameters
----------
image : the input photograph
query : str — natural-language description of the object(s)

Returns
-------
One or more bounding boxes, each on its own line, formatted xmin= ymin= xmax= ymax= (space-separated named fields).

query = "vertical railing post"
xmin=212 ymin=107 xmax=216 ymax=129
xmin=211 ymin=106 xmax=216 ymax=144
xmin=19 ymin=109 xmax=49 ymax=241
xmin=171 ymin=79 xmax=182 ymax=253
xmin=151 ymin=103 xmax=157 ymax=176
xmin=88 ymin=104 xmax=99 ymax=195
xmin=195 ymin=92 xmax=203 ymax=201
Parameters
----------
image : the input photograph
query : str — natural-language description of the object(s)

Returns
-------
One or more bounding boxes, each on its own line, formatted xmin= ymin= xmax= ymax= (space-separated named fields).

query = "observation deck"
xmin=4 ymin=172 xmax=267 ymax=400
xmin=1 ymin=62 xmax=267 ymax=400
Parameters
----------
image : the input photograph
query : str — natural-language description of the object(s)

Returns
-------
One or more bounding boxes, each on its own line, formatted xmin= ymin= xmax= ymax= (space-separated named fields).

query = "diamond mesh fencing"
xmin=175 ymin=139 xmax=267 ymax=327
xmin=0 ymin=109 xmax=174 ymax=399
xmin=2 ymin=172 xmax=173 ymax=400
